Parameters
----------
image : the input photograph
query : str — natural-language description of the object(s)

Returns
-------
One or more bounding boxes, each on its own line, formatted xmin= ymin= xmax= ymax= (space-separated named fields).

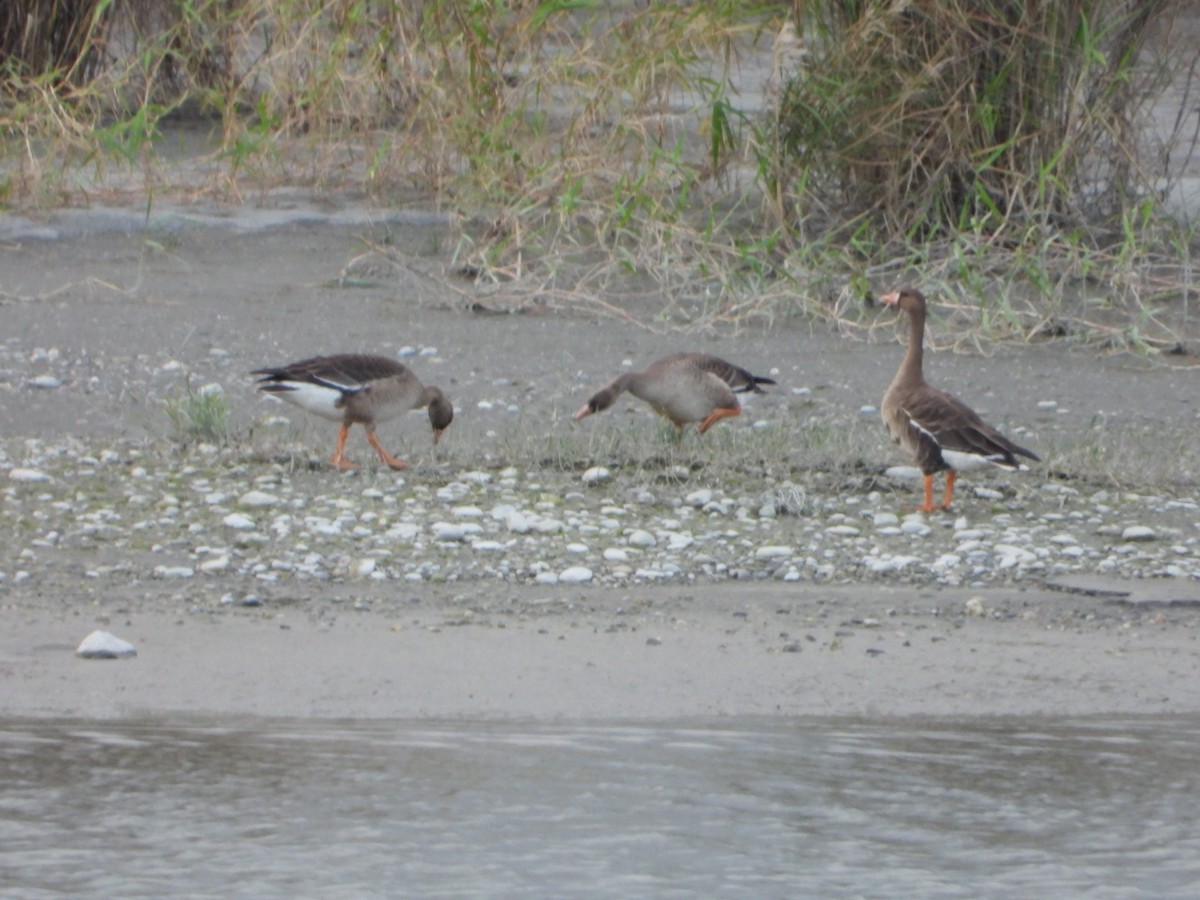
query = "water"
xmin=1 ymin=716 xmax=1197 ymax=898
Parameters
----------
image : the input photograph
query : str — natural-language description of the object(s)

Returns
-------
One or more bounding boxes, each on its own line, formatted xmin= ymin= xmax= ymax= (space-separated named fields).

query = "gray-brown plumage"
xmin=573 ymin=352 xmax=775 ymax=437
xmin=252 ymin=354 xmax=453 ymax=471
xmin=880 ymin=288 xmax=1037 ymax=511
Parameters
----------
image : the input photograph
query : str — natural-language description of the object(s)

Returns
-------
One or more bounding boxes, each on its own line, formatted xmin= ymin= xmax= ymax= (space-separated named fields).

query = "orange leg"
xmin=941 ymin=470 xmax=957 ymax=509
xmin=916 ymin=473 xmax=937 ymax=513
xmin=330 ymin=423 xmax=359 ymax=470
xmin=697 ymin=405 xmax=740 ymax=435
xmin=365 ymin=426 xmax=410 ymax=471
xmin=914 ymin=470 xmax=956 ymax=513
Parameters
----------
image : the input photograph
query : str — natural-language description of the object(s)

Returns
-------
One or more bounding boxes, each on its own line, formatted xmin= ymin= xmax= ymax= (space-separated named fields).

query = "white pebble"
xmin=76 ymin=630 xmax=137 ymax=659
xmin=559 ymin=566 xmax=594 ymax=583
xmin=432 ymin=522 xmax=473 ymax=542
xmin=1121 ymin=525 xmax=1157 ymax=542
xmin=153 ymin=565 xmax=195 ymax=579
xmin=239 ymin=490 xmax=280 ymax=508
xmin=627 ymin=529 xmax=657 ymax=547
xmin=223 ymin=513 xmax=257 ymax=530
xmin=755 ymin=545 xmax=793 ymax=559
xmin=582 ymin=466 xmax=612 ymax=485
xmin=8 ymin=468 xmax=51 ymax=483
xmin=26 ymin=375 xmax=63 ymax=389
xmin=825 ymin=525 xmax=861 ymax=537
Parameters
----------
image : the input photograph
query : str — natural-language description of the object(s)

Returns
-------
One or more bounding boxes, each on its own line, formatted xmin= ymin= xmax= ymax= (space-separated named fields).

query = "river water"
xmin=1 ymin=716 xmax=1197 ymax=898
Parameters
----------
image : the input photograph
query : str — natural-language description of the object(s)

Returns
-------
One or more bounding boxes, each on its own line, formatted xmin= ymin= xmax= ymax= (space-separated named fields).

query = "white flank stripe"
xmin=906 ymin=415 xmax=938 ymax=442
xmin=265 ymin=382 xmax=346 ymax=421
xmin=941 ymin=449 xmax=1014 ymax=471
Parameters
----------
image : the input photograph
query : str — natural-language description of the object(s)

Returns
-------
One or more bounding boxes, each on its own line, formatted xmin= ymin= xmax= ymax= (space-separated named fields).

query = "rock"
xmin=755 ymin=545 xmax=793 ymax=559
xmin=865 ymin=555 xmax=919 ymax=573
xmin=26 ymin=375 xmax=63 ymax=389
xmin=154 ymin=565 xmax=195 ymax=578
xmin=199 ymin=556 xmax=230 ymax=574
xmin=1121 ymin=525 xmax=1157 ymax=542
xmin=582 ymin=466 xmax=611 ymax=485
xmin=825 ymin=525 xmax=861 ymax=537
xmin=964 ymin=596 xmax=986 ymax=617
xmin=627 ymin=529 xmax=657 ymax=547
xmin=238 ymin=490 xmax=280 ymax=508
xmin=76 ymin=630 xmax=137 ymax=659
xmin=559 ymin=566 xmax=593 ymax=583
xmin=432 ymin=522 xmax=474 ymax=542
xmin=223 ymin=513 xmax=257 ymax=530
xmin=603 ymin=548 xmax=629 ymax=562
xmin=8 ymin=468 xmax=51 ymax=483
xmin=351 ymin=558 xmax=377 ymax=578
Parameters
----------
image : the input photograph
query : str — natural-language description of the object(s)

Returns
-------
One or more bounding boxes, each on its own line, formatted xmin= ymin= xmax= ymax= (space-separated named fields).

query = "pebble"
xmin=755 ymin=546 xmax=793 ymax=559
xmin=628 ymin=529 xmax=657 ymax=547
xmin=76 ymin=630 xmax=137 ymax=659
xmin=26 ymin=375 xmax=63 ymax=389
xmin=432 ymin=522 xmax=475 ymax=542
xmin=582 ymin=466 xmax=611 ymax=485
xmin=154 ymin=565 xmax=195 ymax=578
xmin=239 ymin=490 xmax=281 ymax=508
xmin=1 ymin=438 xmax=1197 ymax=598
xmin=1121 ymin=525 xmax=1157 ymax=542
xmin=223 ymin=513 xmax=257 ymax=530
xmin=199 ymin=556 xmax=230 ymax=573
xmin=8 ymin=468 xmax=51 ymax=483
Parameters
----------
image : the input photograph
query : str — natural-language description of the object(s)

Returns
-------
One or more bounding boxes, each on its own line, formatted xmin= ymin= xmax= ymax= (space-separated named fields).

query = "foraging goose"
xmin=880 ymin=288 xmax=1038 ymax=512
xmin=252 ymin=354 xmax=453 ymax=470
xmin=573 ymin=353 xmax=775 ymax=437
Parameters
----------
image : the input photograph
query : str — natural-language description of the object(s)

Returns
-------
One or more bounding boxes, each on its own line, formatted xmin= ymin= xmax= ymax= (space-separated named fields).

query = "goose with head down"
xmin=252 ymin=353 xmax=453 ymax=471
xmin=573 ymin=352 xmax=775 ymax=439
xmin=880 ymin=288 xmax=1038 ymax=512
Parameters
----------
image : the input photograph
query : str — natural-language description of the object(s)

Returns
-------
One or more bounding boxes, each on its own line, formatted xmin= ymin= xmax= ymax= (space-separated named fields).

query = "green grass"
xmin=164 ymin=383 xmax=230 ymax=445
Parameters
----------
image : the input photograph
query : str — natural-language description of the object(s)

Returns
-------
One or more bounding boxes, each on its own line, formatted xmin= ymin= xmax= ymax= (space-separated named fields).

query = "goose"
xmin=880 ymin=289 xmax=1037 ymax=511
xmin=252 ymin=354 xmax=452 ymax=470
xmin=573 ymin=352 xmax=775 ymax=438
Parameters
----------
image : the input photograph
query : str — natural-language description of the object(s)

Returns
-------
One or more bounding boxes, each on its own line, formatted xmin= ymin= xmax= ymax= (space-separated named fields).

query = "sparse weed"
xmin=164 ymin=382 xmax=230 ymax=445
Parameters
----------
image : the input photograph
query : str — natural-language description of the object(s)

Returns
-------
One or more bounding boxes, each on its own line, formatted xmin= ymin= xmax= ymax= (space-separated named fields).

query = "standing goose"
xmin=573 ymin=352 xmax=775 ymax=438
xmin=252 ymin=354 xmax=453 ymax=471
xmin=880 ymin=288 xmax=1038 ymax=512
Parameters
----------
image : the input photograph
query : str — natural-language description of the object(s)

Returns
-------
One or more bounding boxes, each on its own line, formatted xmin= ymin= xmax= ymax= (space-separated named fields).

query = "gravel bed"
xmin=4 ymin=437 xmax=1198 ymax=609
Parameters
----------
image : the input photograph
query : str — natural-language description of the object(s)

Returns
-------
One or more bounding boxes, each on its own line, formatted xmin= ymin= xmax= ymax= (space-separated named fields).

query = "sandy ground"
xmin=3 ymin=580 xmax=1200 ymax=720
xmin=2 ymin=207 xmax=1199 ymax=721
